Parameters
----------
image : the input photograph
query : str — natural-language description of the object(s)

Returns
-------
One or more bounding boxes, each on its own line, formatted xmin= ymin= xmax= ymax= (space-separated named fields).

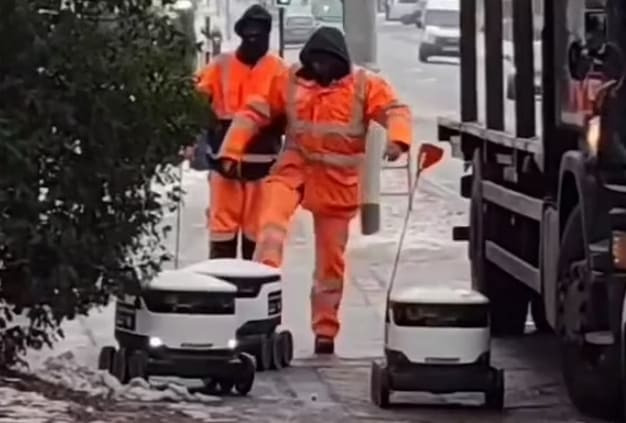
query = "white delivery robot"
xmin=185 ymin=259 xmax=293 ymax=371
xmin=371 ymin=287 xmax=504 ymax=410
xmin=97 ymin=269 xmax=256 ymax=395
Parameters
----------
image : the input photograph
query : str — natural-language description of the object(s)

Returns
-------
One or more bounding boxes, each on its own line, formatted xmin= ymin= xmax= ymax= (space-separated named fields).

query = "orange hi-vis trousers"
xmin=208 ymin=172 xmax=262 ymax=259
xmin=254 ymin=178 xmax=350 ymax=339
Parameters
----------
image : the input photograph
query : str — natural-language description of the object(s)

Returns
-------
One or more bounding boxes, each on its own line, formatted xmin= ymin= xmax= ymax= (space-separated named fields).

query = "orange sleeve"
xmin=219 ymin=69 xmax=289 ymax=160
xmin=364 ymin=74 xmax=413 ymax=150
xmin=195 ymin=62 xmax=219 ymax=98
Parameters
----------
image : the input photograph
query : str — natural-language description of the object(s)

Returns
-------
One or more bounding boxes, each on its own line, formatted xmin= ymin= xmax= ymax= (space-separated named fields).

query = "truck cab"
xmin=437 ymin=0 xmax=626 ymax=419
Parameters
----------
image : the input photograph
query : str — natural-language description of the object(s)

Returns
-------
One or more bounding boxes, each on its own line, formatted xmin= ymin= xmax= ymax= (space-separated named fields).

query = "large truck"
xmin=438 ymin=0 xmax=626 ymax=419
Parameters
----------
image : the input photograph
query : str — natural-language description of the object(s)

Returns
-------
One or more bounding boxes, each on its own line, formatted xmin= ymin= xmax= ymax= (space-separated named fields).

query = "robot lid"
xmin=146 ymin=269 xmax=237 ymax=293
xmin=185 ymin=259 xmax=281 ymax=279
xmin=389 ymin=287 xmax=488 ymax=305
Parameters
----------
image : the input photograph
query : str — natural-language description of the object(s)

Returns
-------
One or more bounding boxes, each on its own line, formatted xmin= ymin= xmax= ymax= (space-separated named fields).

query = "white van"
xmin=417 ymin=0 xmax=460 ymax=62
xmin=385 ymin=0 xmax=420 ymax=21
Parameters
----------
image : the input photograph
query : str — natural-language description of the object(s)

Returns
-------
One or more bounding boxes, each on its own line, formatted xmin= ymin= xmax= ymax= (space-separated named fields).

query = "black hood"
xmin=234 ymin=5 xmax=272 ymax=37
xmin=299 ymin=26 xmax=351 ymax=68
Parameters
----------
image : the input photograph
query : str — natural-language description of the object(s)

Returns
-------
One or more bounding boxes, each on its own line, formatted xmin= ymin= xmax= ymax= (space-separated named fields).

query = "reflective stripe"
xmin=285 ymin=64 xmax=368 ymax=138
xmin=310 ymin=280 xmax=343 ymax=308
xmin=285 ymin=141 xmax=364 ymax=168
xmin=248 ymin=100 xmax=271 ymax=120
xmin=210 ymin=231 xmax=238 ymax=242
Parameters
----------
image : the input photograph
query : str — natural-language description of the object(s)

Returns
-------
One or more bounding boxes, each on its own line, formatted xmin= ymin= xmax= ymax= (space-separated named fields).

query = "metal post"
xmin=344 ymin=0 xmax=386 ymax=234
xmin=512 ymin=0 xmax=536 ymax=137
xmin=343 ymin=0 xmax=378 ymax=69
xmin=278 ymin=7 xmax=285 ymax=58
xmin=484 ymin=0 xmax=504 ymax=130
xmin=460 ymin=0 xmax=477 ymax=122
xmin=225 ymin=0 xmax=232 ymax=40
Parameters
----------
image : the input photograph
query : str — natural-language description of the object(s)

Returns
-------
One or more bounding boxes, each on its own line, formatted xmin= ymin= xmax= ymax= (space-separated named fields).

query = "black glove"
xmin=218 ymin=157 xmax=240 ymax=178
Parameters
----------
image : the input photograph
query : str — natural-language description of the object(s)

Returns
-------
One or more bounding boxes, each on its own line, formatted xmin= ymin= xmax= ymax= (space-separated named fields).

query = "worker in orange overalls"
xmin=218 ymin=27 xmax=413 ymax=354
xmin=194 ymin=5 xmax=287 ymax=259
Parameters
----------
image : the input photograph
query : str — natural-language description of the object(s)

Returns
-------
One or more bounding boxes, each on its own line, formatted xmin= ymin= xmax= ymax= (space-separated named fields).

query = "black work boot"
xmin=209 ymin=239 xmax=238 ymax=259
xmin=314 ymin=336 xmax=334 ymax=355
xmin=241 ymin=236 xmax=256 ymax=260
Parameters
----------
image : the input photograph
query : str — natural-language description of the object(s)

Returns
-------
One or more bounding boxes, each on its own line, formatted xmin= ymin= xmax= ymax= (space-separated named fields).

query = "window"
xmin=424 ymin=9 xmax=459 ymax=28
xmin=143 ymin=290 xmax=235 ymax=315
xmin=391 ymin=302 xmax=489 ymax=328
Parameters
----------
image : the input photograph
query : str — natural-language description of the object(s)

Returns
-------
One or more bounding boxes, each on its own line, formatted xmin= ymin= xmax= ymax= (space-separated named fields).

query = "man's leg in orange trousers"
xmin=208 ymin=172 xmax=243 ymax=258
xmin=310 ymin=214 xmax=350 ymax=341
xmin=241 ymin=179 xmax=263 ymax=260
xmin=253 ymin=179 xmax=301 ymax=267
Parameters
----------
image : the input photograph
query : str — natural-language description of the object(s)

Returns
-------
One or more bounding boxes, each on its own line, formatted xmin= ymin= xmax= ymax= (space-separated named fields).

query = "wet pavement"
xmin=13 ymin=11 xmax=607 ymax=423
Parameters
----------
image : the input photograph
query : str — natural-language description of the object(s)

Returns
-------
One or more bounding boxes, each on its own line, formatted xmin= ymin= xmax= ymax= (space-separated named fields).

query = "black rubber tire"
xmin=216 ymin=379 xmax=234 ymax=395
xmin=280 ymin=331 xmax=294 ymax=367
xmin=418 ymin=45 xmax=430 ymax=63
xmin=98 ymin=346 xmax=116 ymax=373
xmin=370 ymin=361 xmax=390 ymax=408
xmin=558 ymin=206 xmax=621 ymax=419
xmin=235 ymin=353 xmax=256 ymax=396
xmin=127 ymin=350 xmax=148 ymax=380
xmin=255 ymin=335 xmax=272 ymax=371
xmin=269 ymin=332 xmax=284 ymax=370
xmin=111 ymin=348 xmax=128 ymax=384
xmin=469 ymin=150 xmax=529 ymax=337
xmin=485 ymin=369 xmax=505 ymax=410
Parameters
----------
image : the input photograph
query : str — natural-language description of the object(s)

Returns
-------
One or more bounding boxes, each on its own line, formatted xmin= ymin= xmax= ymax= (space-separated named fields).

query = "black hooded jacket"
xmin=234 ymin=4 xmax=272 ymax=37
xmin=298 ymin=26 xmax=352 ymax=83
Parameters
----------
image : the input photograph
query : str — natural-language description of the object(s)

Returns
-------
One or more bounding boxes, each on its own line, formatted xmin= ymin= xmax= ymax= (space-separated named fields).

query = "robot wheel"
xmin=370 ymin=360 xmax=391 ymax=408
xmin=484 ymin=368 xmax=505 ymax=410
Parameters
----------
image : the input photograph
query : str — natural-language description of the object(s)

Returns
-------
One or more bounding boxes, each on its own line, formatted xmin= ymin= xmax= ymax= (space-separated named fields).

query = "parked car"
xmin=283 ymin=13 xmax=319 ymax=45
xmin=417 ymin=0 xmax=460 ymax=62
xmin=385 ymin=0 xmax=420 ymax=21
xmin=311 ymin=0 xmax=344 ymax=33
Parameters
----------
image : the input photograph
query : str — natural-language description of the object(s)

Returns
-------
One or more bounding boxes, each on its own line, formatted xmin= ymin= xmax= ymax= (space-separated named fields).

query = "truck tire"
xmin=558 ymin=206 xmax=621 ymax=419
xmin=469 ymin=150 xmax=529 ymax=337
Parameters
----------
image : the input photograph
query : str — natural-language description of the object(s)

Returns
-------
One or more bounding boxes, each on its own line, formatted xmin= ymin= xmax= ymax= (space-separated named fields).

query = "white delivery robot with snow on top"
xmin=185 ymin=258 xmax=294 ymax=371
xmin=371 ymin=287 xmax=504 ymax=409
xmin=98 ymin=269 xmax=256 ymax=395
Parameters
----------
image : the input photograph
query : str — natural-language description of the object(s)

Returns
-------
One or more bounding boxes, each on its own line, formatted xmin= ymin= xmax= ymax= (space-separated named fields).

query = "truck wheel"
xmin=234 ymin=353 xmax=256 ymax=396
xmin=98 ymin=346 xmax=116 ymax=373
xmin=370 ymin=361 xmax=390 ymax=408
xmin=111 ymin=348 xmax=128 ymax=384
xmin=469 ymin=150 xmax=529 ymax=337
xmin=558 ymin=206 xmax=621 ymax=419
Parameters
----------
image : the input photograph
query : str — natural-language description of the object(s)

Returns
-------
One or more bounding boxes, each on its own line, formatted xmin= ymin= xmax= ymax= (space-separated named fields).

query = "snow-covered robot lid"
xmin=389 ymin=287 xmax=488 ymax=305
xmin=185 ymin=259 xmax=281 ymax=279
xmin=146 ymin=269 xmax=237 ymax=293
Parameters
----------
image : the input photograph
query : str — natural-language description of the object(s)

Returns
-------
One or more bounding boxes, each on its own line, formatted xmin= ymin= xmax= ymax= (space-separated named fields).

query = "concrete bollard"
xmin=360 ymin=122 xmax=385 ymax=235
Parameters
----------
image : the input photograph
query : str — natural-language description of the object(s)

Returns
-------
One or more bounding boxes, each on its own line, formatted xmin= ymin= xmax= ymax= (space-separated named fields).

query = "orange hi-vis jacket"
xmin=220 ymin=64 xmax=413 ymax=217
xmin=196 ymin=52 xmax=288 ymax=180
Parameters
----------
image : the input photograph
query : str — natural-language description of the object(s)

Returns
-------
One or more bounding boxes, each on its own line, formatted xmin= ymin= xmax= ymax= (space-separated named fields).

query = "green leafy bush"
xmin=0 ymin=0 xmax=212 ymax=367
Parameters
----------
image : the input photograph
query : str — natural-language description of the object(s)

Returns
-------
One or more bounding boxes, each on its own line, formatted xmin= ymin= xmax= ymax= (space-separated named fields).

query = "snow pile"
xmin=0 ymin=385 xmax=70 ymax=423
xmin=36 ymin=351 xmax=220 ymax=404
